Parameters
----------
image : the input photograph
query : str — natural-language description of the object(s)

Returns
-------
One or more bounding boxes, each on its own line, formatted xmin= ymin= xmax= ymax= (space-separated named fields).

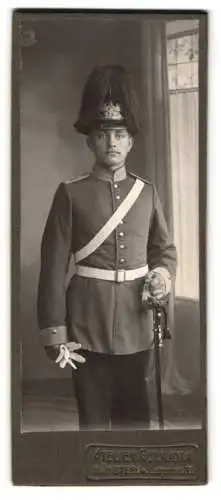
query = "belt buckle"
xmin=116 ymin=269 xmax=126 ymax=283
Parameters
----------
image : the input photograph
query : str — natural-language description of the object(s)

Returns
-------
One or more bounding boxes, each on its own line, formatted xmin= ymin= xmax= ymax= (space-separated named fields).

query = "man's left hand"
xmin=142 ymin=270 xmax=167 ymax=305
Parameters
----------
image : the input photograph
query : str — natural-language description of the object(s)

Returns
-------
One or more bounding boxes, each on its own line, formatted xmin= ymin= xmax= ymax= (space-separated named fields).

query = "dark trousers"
xmin=72 ymin=350 xmax=151 ymax=430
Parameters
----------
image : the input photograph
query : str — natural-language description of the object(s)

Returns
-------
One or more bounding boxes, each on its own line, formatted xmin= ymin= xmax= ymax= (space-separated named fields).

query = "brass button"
xmin=119 ymin=258 xmax=125 ymax=264
xmin=120 ymin=244 xmax=125 ymax=249
xmin=116 ymin=195 xmax=120 ymax=200
xmin=114 ymin=183 xmax=118 ymax=188
xmin=119 ymin=231 xmax=124 ymax=237
xmin=52 ymin=329 xmax=57 ymax=335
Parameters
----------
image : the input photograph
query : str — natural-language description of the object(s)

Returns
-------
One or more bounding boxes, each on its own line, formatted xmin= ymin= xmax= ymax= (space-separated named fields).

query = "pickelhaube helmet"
xmin=74 ymin=65 xmax=140 ymax=136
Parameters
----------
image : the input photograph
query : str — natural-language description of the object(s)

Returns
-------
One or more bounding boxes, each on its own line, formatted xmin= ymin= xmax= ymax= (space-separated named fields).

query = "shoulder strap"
xmin=128 ymin=171 xmax=152 ymax=184
xmin=74 ymin=178 xmax=145 ymax=264
xmin=64 ymin=173 xmax=90 ymax=184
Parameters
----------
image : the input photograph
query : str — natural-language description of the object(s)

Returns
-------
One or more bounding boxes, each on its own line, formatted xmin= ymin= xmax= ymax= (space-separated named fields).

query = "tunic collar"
xmin=92 ymin=163 xmax=127 ymax=183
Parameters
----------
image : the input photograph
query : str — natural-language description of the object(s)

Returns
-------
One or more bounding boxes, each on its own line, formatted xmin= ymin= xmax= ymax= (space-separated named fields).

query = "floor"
xmin=21 ymin=379 xmax=201 ymax=433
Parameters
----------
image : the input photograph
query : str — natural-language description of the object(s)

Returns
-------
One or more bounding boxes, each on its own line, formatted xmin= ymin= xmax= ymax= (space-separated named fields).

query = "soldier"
xmin=37 ymin=65 xmax=177 ymax=430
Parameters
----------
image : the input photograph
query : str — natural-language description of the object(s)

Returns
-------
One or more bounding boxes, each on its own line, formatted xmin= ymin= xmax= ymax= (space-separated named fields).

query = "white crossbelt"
xmin=75 ymin=264 xmax=149 ymax=283
xmin=74 ymin=178 xmax=145 ymax=264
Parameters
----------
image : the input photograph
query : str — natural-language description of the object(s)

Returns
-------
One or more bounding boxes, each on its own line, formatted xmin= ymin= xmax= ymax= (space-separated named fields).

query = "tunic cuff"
xmin=152 ymin=266 xmax=171 ymax=294
xmin=40 ymin=325 xmax=68 ymax=346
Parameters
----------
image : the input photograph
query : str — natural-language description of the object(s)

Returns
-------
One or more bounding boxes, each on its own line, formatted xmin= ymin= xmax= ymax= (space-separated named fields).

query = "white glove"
xmin=55 ymin=342 xmax=86 ymax=370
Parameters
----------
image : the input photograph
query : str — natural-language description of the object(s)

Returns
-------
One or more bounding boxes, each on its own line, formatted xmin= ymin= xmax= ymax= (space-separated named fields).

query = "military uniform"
xmin=37 ymin=65 xmax=177 ymax=429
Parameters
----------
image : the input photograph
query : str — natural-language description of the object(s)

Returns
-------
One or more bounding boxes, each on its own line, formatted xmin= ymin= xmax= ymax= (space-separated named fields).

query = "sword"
xmin=142 ymin=284 xmax=171 ymax=429
xmin=152 ymin=300 xmax=171 ymax=429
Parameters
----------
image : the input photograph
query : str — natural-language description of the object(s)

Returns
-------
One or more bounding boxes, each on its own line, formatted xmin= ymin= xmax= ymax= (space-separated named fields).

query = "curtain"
xmin=164 ymin=91 xmax=200 ymax=395
xmin=141 ymin=21 xmax=173 ymax=231
xmin=170 ymin=91 xmax=199 ymax=299
xmin=141 ymin=21 xmax=198 ymax=399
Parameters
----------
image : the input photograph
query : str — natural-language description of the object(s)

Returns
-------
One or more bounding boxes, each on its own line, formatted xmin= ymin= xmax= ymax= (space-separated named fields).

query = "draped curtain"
xmin=170 ymin=91 xmax=199 ymax=299
xmin=141 ymin=21 xmax=173 ymax=231
xmin=141 ymin=21 xmax=199 ymax=400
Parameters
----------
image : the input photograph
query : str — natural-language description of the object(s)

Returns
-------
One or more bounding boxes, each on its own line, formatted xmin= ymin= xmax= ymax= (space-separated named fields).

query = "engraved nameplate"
xmin=86 ymin=444 xmax=199 ymax=481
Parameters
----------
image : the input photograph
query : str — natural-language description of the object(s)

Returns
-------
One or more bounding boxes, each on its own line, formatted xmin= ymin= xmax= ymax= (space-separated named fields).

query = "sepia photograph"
xmin=12 ymin=9 xmax=207 ymax=485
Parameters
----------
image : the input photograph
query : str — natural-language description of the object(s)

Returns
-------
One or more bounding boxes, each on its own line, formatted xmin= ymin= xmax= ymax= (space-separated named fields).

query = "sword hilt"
xmin=146 ymin=298 xmax=171 ymax=345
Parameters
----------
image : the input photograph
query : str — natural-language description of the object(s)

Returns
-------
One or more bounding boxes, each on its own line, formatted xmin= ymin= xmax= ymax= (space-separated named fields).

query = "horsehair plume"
xmin=75 ymin=65 xmax=140 ymax=135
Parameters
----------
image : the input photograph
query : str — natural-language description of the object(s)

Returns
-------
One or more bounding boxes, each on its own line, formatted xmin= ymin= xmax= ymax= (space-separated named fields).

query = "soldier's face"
xmin=88 ymin=128 xmax=133 ymax=170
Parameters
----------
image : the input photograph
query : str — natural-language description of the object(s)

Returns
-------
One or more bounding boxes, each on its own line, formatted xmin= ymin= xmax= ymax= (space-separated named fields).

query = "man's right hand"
xmin=44 ymin=342 xmax=86 ymax=370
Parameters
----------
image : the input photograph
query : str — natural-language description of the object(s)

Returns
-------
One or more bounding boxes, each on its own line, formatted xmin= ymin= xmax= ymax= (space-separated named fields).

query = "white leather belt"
xmin=75 ymin=264 xmax=149 ymax=283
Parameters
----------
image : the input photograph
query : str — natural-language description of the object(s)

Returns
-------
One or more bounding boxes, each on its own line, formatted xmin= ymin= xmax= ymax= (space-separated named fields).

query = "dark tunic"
xmin=37 ymin=165 xmax=177 ymax=354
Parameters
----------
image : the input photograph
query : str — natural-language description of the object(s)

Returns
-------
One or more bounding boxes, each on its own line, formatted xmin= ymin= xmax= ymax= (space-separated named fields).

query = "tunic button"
xmin=52 ymin=329 xmax=57 ymax=335
xmin=119 ymin=231 xmax=124 ymax=237
xmin=119 ymin=258 xmax=125 ymax=264
xmin=114 ymin=183 xmax=118 ymax=188
xmin=120 ymin=244 xmax=125 ymax=249
xmin=116 ymin=194 xmax=120 ymax=200
xmin=119 ymin=220 xmax=124 ymax=225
